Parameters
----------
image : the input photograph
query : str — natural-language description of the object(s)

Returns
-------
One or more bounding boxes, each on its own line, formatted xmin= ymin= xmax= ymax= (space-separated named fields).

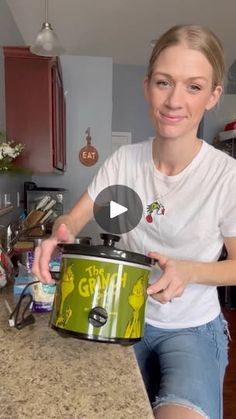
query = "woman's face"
xmin=144 ymin=43 xmax=222 ymax=141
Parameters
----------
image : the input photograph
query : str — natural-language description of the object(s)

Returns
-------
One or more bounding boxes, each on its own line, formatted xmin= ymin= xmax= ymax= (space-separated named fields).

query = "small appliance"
xmin=51 ymin=234 xmax=154 ymax=344
xmin=24 ymin=182 xmax=67 ymax=217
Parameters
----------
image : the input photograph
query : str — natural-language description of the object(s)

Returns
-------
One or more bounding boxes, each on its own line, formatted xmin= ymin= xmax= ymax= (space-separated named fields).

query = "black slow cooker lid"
xmin=58 ymin=234 xmax=154 ymax=267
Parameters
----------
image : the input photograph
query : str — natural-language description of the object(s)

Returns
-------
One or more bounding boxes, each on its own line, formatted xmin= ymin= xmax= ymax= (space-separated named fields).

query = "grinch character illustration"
xmin=56 ymin=265 xmax=75 ymax=327
xmin=124 ymin=276 xmax=146 ymax=339
xmin=145 ymin=199 xmax=165 ymax=223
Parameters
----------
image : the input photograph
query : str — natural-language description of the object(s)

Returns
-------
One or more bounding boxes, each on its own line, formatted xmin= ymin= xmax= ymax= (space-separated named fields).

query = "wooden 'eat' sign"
xmin=79 ymin=128 xmax=99 ymax=166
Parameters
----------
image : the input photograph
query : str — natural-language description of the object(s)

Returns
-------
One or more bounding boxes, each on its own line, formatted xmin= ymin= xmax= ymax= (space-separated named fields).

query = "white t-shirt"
xmin=88 ymin=140 xmax=236 ymax=328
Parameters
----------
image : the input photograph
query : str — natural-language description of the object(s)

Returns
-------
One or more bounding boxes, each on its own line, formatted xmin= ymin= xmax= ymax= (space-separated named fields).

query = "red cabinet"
xmin=3 ymin=47 xmax=66 ymax=173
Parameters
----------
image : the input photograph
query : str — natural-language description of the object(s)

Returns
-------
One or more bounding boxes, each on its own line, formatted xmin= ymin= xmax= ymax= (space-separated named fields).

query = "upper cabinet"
xmin=3 ymin=47 xmax=66 ymax=173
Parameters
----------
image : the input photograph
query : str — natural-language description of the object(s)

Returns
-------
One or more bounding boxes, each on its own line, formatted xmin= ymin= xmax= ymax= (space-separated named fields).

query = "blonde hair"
xmin=147 ymin=25 xmax=225 ymax=87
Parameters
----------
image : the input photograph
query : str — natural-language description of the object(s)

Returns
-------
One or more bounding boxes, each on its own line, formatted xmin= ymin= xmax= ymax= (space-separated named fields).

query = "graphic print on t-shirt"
xmin=145 ymin=199 xmax=165 ymax=223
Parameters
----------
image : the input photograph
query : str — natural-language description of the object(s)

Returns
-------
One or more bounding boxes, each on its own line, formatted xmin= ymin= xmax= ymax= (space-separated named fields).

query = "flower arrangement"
xmin=0 ymin=131 xmax=24 ymax=172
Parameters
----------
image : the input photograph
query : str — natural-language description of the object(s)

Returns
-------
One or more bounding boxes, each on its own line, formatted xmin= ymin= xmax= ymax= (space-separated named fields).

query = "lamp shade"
xmin=30 ymin=22 xmax=64 ymax=57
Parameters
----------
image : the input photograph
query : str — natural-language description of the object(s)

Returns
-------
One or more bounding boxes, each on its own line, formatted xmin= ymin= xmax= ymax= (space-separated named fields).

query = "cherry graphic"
xmin=146 ymin=214 xmax=153 ymax=223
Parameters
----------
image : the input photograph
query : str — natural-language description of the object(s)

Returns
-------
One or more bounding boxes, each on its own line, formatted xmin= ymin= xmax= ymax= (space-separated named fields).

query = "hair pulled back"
xmin=147 ymin=25 xmax=225 ymax=87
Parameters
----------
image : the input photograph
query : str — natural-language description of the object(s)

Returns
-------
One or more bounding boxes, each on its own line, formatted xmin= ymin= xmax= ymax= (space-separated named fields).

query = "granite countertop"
xmin=0 ymin=287 xmax=154 ymax=419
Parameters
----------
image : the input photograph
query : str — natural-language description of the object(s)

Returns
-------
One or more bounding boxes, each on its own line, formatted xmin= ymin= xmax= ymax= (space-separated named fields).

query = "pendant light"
xmin=30 ymin=0 xmax=64 ymax=57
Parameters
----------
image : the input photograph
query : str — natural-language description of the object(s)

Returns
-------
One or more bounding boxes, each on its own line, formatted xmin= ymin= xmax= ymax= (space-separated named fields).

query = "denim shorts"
xmin=134 ymin=313 xmax=229 ymax=419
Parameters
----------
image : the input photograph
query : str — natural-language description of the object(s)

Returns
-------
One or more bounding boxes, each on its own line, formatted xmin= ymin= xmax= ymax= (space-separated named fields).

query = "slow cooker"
xmin=50 ymin=234 xmax=154 ymax=344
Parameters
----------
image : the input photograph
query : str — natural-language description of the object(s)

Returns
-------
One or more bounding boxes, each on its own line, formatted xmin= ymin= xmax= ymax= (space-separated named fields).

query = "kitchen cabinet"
xmin=3 ymin=47 xmax=66 ymax=173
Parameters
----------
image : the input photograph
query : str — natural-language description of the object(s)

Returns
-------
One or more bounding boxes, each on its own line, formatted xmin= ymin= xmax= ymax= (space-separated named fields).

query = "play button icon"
xmin=93 ymin=185 xmax=143 ymax=234
xmin=110 ymin=201 xmax=128 ymax=219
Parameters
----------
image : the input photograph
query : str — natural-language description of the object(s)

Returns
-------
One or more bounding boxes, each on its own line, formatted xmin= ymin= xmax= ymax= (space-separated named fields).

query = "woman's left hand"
xmin=147 ymin=251 xmax=193 ymax=303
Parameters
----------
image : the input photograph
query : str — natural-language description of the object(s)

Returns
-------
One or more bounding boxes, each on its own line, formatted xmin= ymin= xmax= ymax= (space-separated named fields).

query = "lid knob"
xmin=100 ymin=233 xmax=120 ymax=247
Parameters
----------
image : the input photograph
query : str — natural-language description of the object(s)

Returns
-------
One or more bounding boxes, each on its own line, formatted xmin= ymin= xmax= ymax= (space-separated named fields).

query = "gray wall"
xmin=202 ymin=94 xmax=236 ymax=144
xmin=32 ymin=55 xmax=113 ymax=240
xmin=112 ymin=64 xmax=154 ymax=142
xmin=32 ymin=61 xmax=154 ymax=239
xmin=0 ymin=1 xmax=31 ymax=228
xmin=0 ymin=0 xmax=25 ymax=130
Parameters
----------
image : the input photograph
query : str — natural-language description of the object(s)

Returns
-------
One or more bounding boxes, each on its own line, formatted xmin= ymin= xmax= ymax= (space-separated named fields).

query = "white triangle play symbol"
xmin=110 ymin=200 xmax=128 ymax=219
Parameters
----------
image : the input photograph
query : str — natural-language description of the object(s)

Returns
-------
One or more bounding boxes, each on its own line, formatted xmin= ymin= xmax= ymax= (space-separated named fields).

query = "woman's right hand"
xmin=32 ymin=192 xmax=94 ymax=283
xmin=32 ymin=223 xmax=74 ymax=284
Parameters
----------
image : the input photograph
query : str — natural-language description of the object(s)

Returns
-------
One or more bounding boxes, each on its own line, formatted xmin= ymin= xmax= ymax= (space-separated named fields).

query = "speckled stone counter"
xmin=0 ymin=288 xmax=154 ymax=419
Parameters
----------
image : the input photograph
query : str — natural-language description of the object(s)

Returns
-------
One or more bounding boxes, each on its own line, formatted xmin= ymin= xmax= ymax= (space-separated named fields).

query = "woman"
xmin=33 ymin=25 xmax=236 ymax=419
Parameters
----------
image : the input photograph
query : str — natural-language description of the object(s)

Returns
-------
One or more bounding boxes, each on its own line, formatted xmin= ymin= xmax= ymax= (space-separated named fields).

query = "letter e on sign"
xmin=79 ymin=128 xmax=99 ymax=166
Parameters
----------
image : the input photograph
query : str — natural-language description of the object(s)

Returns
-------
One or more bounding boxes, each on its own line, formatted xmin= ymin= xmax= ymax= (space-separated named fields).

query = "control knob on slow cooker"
xmin=88 ymin=306 xmax=108 ymax=327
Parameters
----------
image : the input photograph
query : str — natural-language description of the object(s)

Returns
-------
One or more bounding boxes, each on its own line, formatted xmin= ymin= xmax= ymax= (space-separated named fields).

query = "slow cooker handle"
xmin=100 ymin=233 xmax=120 ymax=247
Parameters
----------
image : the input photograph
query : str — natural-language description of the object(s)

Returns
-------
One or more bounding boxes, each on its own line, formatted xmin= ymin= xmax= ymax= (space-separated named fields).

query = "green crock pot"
xmin=50 ymin=234 xmax=153 ymax=344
